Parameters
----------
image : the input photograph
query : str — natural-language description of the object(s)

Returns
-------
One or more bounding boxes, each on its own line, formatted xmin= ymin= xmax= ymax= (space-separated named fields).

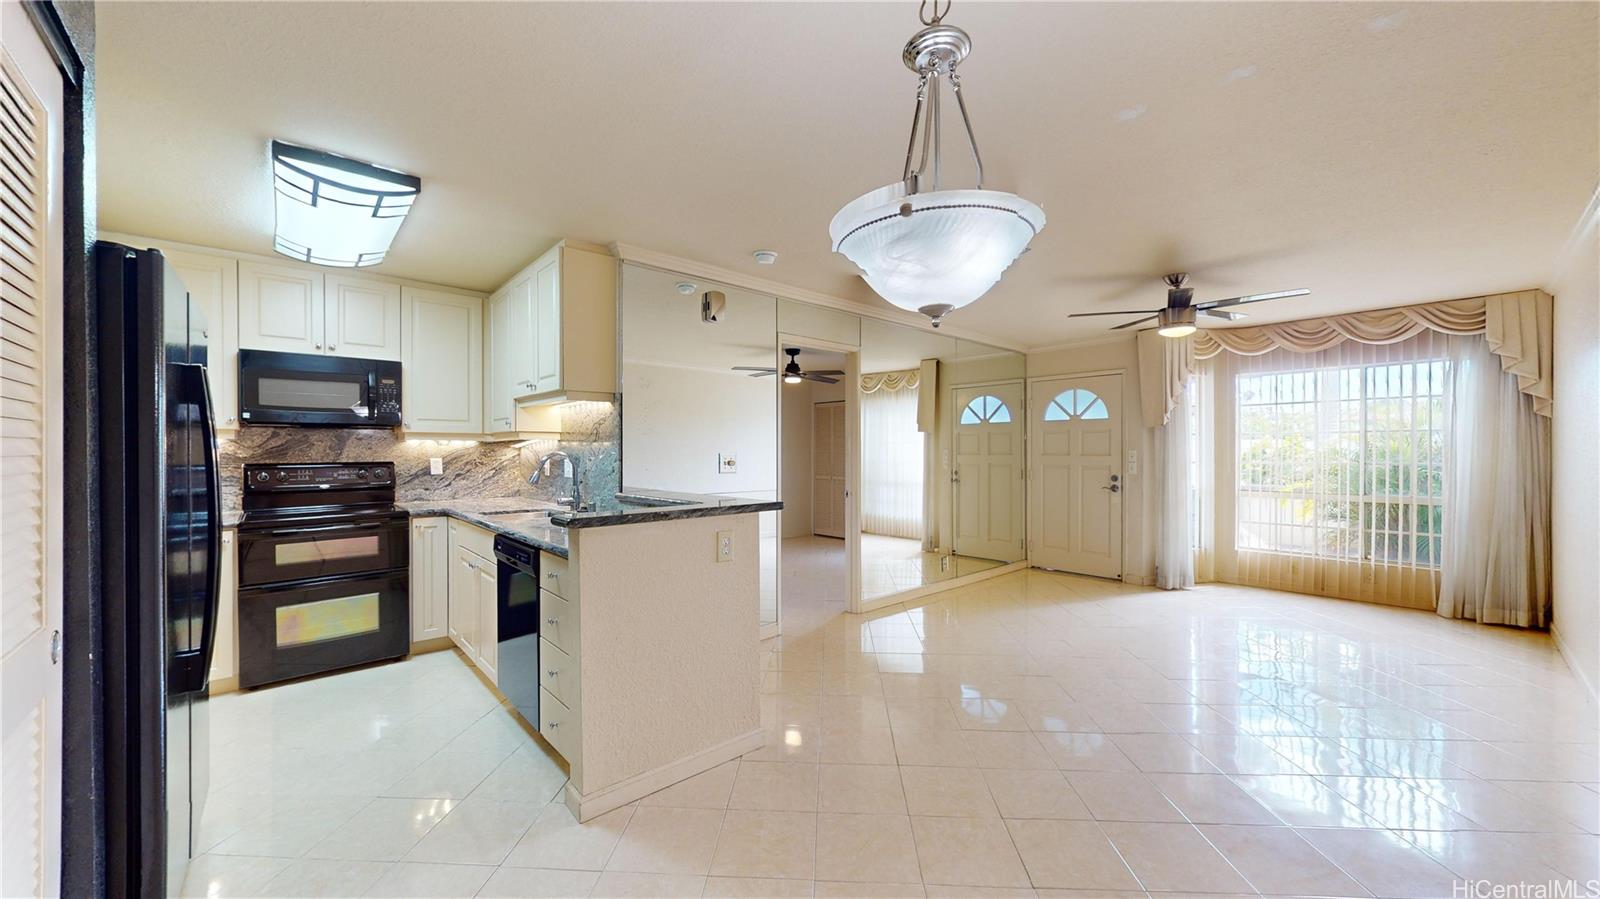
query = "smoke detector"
xmin=752 ymin=250 xmax=779 ymax=265
xmin=675 ymin=281 xmax=697 ymax=295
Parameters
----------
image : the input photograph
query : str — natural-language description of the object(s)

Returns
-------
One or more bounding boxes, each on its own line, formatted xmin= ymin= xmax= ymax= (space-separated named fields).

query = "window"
xmin=960 ymin=394 xmax=1012 ymax=424
xmin=1235 ymin=359 xmax=1445 ymax=567
xmin=1043 ymin=388 xmax=1107 ymax=421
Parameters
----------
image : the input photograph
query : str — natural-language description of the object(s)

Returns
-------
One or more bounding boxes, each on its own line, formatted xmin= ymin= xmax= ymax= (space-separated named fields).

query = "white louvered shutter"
xmin=1 ymin=5 xmax=64 ymax=896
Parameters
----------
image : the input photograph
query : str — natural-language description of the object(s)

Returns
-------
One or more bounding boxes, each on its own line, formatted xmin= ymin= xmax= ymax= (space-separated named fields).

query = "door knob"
xmin=1102 ymin=484 xmax=1120 ymax=493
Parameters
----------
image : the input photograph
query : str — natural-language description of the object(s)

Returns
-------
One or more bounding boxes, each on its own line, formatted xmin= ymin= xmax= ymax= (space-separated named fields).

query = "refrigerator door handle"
xmin=180 ymin=362 xmax=223 ymax=693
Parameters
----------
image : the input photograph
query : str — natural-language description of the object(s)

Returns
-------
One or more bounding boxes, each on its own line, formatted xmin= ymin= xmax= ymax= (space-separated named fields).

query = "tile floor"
xmin=187 ymin=569 xmax=1598 ymax=898
xmin=857 ymin=535 xmax=1006 ymax=602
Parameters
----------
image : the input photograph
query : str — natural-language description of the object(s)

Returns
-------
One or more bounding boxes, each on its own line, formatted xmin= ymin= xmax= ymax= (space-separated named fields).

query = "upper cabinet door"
xmin=325 ymin=274 xmax=402 ymax=360
xmin=509 ymin=273 xmax=537 ymax=397
xmin=401 ymin=287 xmax=483 ymax=434
xmin=239 ymin=261 xmax=324 ymax=353
xmin=163 ymin=249 xmax=240 ymax=428
xmin=486 ymin=289 xmax=514 ymax=432
xmin=533 ymin=256 xmax=561 ymax=394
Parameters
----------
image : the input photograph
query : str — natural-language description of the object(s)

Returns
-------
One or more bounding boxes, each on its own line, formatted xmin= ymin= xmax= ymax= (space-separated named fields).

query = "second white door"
xmin=1029 ymin=374 xmax=1123 ymax=578
xmin=812 ymin=401 xmax=846 ymax=538
xmin=951 ymin=382 xmax=1026 ymax=562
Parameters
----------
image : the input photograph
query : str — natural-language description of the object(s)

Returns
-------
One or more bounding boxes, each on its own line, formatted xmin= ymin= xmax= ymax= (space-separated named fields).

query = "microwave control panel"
xmin=372 ymin=377 xmax=401 ymax=414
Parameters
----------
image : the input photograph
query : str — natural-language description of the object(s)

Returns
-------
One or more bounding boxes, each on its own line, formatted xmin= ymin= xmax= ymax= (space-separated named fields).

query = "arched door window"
xmin=959 ymin=394 xmax=1012 ymax=424
xmin=1043 ymin=388 xmax=1108 ymax=421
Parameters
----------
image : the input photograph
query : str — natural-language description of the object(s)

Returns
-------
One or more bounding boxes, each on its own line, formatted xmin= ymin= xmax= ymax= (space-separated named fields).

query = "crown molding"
xmin=609 ymin=243 xmax=1029 ymax=354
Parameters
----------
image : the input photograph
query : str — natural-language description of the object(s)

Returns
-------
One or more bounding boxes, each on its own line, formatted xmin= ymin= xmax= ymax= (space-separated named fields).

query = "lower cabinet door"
xmin=474 ymin=556 xmax=498 ymax=683
xmin=410 ymin=517 xmax=449 ymax=643
xmin=448 ymin=545 xmax=480 ymax=659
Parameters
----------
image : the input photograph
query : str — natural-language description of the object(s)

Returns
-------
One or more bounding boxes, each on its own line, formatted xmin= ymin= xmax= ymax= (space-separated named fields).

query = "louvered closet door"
xmin=0 ymin=7 xmax=64 ymax=897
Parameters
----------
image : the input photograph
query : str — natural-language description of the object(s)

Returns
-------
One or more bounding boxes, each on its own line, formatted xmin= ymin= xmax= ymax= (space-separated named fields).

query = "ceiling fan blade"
xmin=1067 ymin=309 xmax=1162 ymax=318
xmin=1197 ymin=289 xmax=1309 ymax=310
xmin=800 ymin=373 xmax=840 ymax=384
xmin=1111 ymin=315 xmax=1159 ymax=331
xmin=808 ymin=369 xmax=846 ymax=376
xmin=1199 ymin=309 xmax=1247 ymax=321
xmin=747 ymin=371 xmax=776 ymax=378
xmin=731 ymin=366 xmax=777 ymax=372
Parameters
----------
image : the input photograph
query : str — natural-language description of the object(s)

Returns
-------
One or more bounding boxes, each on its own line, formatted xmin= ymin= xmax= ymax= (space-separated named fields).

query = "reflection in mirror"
xmin=619 ymin=264 xmax=780 ymax=628
xmin=777 ymin=343 xmax=850 ymax=618
xmin=856 ymin=320 xmax=1026 ymax=602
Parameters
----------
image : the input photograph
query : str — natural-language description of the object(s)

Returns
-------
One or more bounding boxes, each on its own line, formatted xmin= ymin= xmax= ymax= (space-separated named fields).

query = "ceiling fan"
xmin=1068 ymin=273 xmax=1310 ymax=338
xmin=732 ymin=348 xmax=844 ymax=384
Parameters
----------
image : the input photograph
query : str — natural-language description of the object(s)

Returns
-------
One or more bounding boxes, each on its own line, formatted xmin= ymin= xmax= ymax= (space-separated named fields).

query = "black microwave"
xmin=239 ymin=349 xmax=402 ymax=427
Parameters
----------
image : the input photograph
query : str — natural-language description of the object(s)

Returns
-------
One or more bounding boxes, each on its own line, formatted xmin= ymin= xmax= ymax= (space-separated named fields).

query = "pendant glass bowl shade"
xmin=830 ymin=181 xmax=1044 ymax=325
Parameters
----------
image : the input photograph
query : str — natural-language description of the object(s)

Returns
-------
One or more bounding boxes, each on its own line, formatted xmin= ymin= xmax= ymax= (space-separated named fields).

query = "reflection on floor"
xmin=187 ymin=571 xmax=1599 ymax=897
xmin=861 ymin=532 xmax=1003 ymax=601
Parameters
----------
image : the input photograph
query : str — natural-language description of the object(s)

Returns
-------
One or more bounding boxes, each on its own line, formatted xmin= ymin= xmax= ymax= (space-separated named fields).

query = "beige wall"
xmin=1549 ymin=210 xmax=1599 ymax=702
xmin=1026 ymin=336 xmax=1158 ymax=583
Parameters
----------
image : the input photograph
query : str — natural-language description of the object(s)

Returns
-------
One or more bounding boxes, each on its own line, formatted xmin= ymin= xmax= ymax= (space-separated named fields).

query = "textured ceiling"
xmin=96 ymin=2 xmax=1598 ymax=348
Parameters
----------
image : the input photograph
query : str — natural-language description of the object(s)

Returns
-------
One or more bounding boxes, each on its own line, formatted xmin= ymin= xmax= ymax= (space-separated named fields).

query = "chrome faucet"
xmin=529 ymin=450 xmax=583 ymax=510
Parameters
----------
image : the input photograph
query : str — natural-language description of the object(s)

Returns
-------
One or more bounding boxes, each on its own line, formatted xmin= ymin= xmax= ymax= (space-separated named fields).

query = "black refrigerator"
xmin=96 ymin=242 xmax=222 ymax=898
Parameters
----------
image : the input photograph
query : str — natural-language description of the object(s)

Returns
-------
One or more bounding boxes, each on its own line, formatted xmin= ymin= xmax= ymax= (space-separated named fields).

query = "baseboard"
xmin=1551 ymin=622 xmax=1599 ymax=710
xmin=855 ymin=560 xmax=1029 ymax=614
xmin=564 ymin=728 xmax=765 ymax=822
xmin=1120 ymin=573 xmax=1156 ymax=586
xmin=409 ymin=636 xmax=455 ymax=654
xmin=207 ymin=675 xmax=239 ymax=696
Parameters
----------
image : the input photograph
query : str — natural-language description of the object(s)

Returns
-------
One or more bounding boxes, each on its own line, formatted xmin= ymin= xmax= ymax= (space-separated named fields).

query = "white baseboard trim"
xmin=1551 ymin=622 xmax=1599 ymax=710
xmin=855 ymin=560 xmax=1030 ymax=614
xmin=563 ymin=728 xmax=765 ymax=822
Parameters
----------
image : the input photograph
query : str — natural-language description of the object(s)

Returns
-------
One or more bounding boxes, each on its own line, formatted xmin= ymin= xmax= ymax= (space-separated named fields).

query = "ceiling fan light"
xmin=830 ymin=183 xmax=1044 ymax=327
xmin=271 ymin=140 xmax=420 ymax=268
xmin=1156 ymin=306 xmax=1197 ymax=338
xmin=783 ymin=373 xmax=802 ymax=384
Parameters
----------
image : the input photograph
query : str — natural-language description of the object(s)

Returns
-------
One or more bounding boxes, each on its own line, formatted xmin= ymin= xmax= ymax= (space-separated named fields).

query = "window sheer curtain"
xmin=860 ymin=374 xmax=924 ymax=539
xmin=1438 ymin=337 xmax=1551 ymax=626
xmin=1156 ymin=379 xmax=1195 ymax=589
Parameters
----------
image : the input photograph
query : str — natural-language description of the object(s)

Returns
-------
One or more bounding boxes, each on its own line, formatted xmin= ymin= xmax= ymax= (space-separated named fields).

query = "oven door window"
xmin=275 ymin=534 xmax=381 ymax=566
xmin=276 ymin=592 xmax=381 ymax=648
xmin=239 ymin=521 xmax=407 ymax=587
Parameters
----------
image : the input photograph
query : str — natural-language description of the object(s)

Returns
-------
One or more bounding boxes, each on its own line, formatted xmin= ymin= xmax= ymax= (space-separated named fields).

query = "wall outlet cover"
xmin=718 ymin=453 xmax=737 ymax=474
xmin=429 ymin=457 xmax=444 ymax=475
xmin=716 ymin=530 xmax=734 ymax=562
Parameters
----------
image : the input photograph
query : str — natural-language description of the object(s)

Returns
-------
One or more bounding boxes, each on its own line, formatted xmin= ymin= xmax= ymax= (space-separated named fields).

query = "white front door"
xmin=1029 ymin=374 xmax=1123 ymax=578
xmin=1 ymin=4 xmax=64 ymax=894
xmin=812 ymin=402 xmax=845 ymax=538
xmin=951 ymin=382 xmax=1025 ymax=562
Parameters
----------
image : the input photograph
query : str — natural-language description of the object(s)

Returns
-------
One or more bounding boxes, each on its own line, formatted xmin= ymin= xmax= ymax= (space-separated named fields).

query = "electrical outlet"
xmin=718 ymin=453 xmax=738 ymax=474
xmin=716 ymin=530 xmax=734 ymax=562
xmin=1126 ymin=450 xmax=1138 ymax=477
xmin=940 ymin=555 xmax=950 ymax=572
xmin=429 ymin=457 xmax=444 ymax=475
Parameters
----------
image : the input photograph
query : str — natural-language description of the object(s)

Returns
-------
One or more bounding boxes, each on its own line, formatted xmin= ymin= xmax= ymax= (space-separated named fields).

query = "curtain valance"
xmin=861 ymin=369 xmax=921 ymax=393
xmin=1136 ymin=290 xmax=1553 ymax=427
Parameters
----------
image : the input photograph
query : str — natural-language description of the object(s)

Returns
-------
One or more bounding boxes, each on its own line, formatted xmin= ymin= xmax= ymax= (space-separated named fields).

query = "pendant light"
xmin=829 ymin=0 xmax=1045 ymax=328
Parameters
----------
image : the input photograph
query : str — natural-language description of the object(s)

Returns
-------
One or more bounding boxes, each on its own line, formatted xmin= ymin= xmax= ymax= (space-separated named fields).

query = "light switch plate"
xmin=1126 ymin=449 xmax=1138 ymax=477
xmin=718 ymin=453 xmax=737 ymax=474
xmin=716 ymin=530 xmax=734 ymax=562
xmin=429 ymin=457 xmax=444 ymax=475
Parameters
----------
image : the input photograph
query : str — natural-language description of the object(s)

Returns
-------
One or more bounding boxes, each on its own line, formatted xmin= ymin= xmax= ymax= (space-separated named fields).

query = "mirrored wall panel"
xmin=856 ymin=320 xmax=1026 ymax=603
xmin=620 ymin=264 xmax=780 ymax=628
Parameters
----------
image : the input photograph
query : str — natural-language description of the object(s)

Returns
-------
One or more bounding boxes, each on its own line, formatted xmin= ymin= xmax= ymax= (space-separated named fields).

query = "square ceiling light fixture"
xmin=271 ymin=140 xmax=420 ymax=267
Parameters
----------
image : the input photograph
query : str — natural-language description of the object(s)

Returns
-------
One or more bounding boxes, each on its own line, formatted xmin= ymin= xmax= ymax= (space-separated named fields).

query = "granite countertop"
xmin=397 ymin=497 xmax=571 ymax=558
xmin=547 ymin=488 xmax=782 ymax=529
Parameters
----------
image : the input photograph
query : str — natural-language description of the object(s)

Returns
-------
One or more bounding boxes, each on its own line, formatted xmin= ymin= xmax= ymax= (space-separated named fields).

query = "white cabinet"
xmin=239 ymin=263 xmax=402 ymax=361
xmin=208 ymin=529 xmax=237 ymax=686
xmin=163 ymin=248 xmax=240 ymax=429
xmin=473 ymin=559 xmax=498 ymax=682
xmin=410 ymin=517 xmax=449 ymax=643
xmin=401 ymin=287 xmax=483 ymax=434
xmin=326 ymin=274 xmax=403 ymax=360
xmin=448 ymin=543 xmax=482 ymax=661
xmin=486 ymin=287 xmax=516 ymax=433
xmin=239 ymin=261 xmax=324 ymax=353
xmin=487 ymin=240 xmax=616 ymax=407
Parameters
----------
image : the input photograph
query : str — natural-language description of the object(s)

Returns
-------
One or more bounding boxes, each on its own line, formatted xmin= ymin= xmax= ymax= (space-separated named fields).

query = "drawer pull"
xmin=545 ymin=571 xmax=558 ymax=580
xmin=546 ymin=721 xmax=560 ymax=729
xmin=546 ymin=668 xmax=559 ymax=677
xmin=545 ymin=617 xmax=558 ymax=625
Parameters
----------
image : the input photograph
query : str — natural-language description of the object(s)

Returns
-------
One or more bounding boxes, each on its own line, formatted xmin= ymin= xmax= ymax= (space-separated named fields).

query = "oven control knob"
xmin=255 ymin=471 xmax=270 ymax=483
xmin=275 ymin=471 xmax=287 ymax=482
xmin=357 ymin=468 xmax=369 ymax=479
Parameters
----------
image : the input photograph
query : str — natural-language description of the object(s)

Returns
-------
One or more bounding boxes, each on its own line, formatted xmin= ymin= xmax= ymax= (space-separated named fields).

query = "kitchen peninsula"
xmin=405 ymin=489 xmax=781 ymax=821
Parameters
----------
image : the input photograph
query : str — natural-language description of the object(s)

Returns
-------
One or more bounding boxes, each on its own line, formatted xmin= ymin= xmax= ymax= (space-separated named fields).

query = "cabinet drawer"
xmin=450 ymin=518 xmax=495 ymax=560
xmin=540 ymin=588 xmax=577 ymax=655
xmin=539 ymin=637 xmax=578 ymax=708
xmin=538 ymin=686 xmax=572 ymax=758
xmin=539 ymin=551 xmax=573 ymax=599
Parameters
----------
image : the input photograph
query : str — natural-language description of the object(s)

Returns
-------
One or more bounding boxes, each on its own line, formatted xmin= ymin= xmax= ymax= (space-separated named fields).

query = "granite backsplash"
xmin=218 ymin=399 xmax=621 ymax=515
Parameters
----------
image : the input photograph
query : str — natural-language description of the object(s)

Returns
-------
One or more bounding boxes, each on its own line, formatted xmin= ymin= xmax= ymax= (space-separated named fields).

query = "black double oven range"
xmin=236 ymin=462 xmax=411 ymax=688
